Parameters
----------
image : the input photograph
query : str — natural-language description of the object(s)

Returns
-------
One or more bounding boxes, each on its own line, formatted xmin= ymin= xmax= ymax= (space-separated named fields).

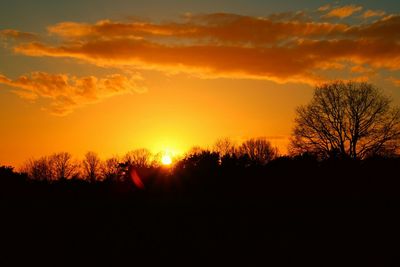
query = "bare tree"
xmin=124 ymin=149 xmax=152 ymax=168
xmin=213 ymin=138 xmax=236 ymax=157
xmin=102 ymin=156 xmax=121 ymax=181
xmin=186 ymin=146 xmax=205 ymax=156
xmin=238 ymin=138 xmax=278 ymax=165
xmin=290 ymin=81 xmax=400 ymax=159
xmin=22 ymin=156 xmax=53 ymax=181
xmin=151 ymin=152 xmax=163 ymax=168
xmin=50 ymin=152 xmax=78 ymax=180
xmin=83 ymin=152 xmax=101 ymax=183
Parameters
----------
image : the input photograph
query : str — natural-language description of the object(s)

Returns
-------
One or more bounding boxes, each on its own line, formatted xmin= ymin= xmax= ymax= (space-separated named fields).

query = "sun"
xmin=161 ymin=154 xmax=172 ymax=166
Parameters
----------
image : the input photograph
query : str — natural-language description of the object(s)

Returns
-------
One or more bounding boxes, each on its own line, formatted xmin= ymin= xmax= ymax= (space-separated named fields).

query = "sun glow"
xmin=161 ymin=154 xmax=173 ymax=166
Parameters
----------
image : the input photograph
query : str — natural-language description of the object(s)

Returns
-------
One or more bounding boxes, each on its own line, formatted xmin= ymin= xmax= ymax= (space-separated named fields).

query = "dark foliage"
xmin=1 ymin=155 xmax=400 ymax=266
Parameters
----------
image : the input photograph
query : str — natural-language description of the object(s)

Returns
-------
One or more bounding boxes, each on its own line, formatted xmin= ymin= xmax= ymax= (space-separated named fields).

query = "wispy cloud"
xmin=362 ymin=10 xmax=386 ymax=19
xmin=350 ymin=65 xmax=374 ymax=74
xmin=323 ymin=5 xmax=363 ymax=19
xmin=389 ymin=77 xmax=400 ymax=87
xmin=45 ymin=15 xmax=349 ymax=45
xmin=0 ymin=72 xmax=146 ymax=115
xmin=12 ymin=40 xmax=327 ymax=84
xmin=10 ymin=12 xmax=400 ymax=84
xmin=0 ymin=29 xmax=37 ymax=41
xmin=318 ymin=4 xmax=331 ymax=12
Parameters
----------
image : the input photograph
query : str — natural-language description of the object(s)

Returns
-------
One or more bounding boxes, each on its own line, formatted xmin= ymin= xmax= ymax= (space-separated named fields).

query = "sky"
xmin=1 ymin=0 xmax=400 ymax=167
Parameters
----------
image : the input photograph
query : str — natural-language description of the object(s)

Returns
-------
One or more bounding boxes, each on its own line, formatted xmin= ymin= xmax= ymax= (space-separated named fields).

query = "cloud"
xmin=17 ymin=38 xmax=400 ymax=83
xmin=5 ymin=11 xmax=400 ymax=86
xmin=318 ymin=4 xmax=331 ymax=12
xmin=13 ymin=23 xmax=400 ymax=83
xmin=350 ymin=65 xmax=373 ymax=74
xmin=0 ymin=72 xmax=146 ymax=115
xmin=0 ymin=29 xmax=37 ymax=41
xmin=389 ymin=77 xmax=400 ymax=87
xmin=266 ymin=11 xmax=310 ymax=22
xmin=46 ymin=14 xmax=349 ymax=45
xmin=12 ymin=40 xmax=326 ymax=84
xmin=10 ymin=14 xmax=352 ymax=84
xmin=323 ymin=5 xmax=363 ymax=19
xmin=362 ymin=10 xmax=386 ymax=18
xmin=348 ymin=15 xmax=400 ymax=40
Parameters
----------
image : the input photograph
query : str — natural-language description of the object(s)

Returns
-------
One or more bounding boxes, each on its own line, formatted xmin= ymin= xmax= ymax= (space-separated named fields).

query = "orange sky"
xmin=1 ymin=1 xmax=400 ymax=167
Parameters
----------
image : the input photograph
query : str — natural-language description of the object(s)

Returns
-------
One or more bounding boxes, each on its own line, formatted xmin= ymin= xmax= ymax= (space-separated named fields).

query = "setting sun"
xmin=161 ymin=154 xmax=173 ymax=166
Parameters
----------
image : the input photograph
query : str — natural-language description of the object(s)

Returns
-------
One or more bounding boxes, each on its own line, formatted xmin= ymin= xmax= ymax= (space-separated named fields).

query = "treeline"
xmin=13 ymin=137 xmax=278 ymax=183
xmin=1 ymin=135 xmax=399 ymax=201
xmin=4 ymin=155 xmax=400 ymax=266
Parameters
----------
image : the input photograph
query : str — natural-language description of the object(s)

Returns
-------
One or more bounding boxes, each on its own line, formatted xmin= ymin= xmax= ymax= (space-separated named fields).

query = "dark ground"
xmin=1 ymin=158 xmax=399 ymax=266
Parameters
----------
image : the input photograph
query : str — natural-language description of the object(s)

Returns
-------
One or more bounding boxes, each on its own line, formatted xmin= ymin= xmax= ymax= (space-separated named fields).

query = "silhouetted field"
xmin=1 ymin=157 xmax=399 ymax=266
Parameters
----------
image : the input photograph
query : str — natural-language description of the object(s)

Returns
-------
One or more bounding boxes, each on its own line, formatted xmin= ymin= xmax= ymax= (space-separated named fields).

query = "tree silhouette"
xmin=290 ymin=81 xmax=400 ymax=159
xmin=102 ymin=156 xmax=120 ymax=182
xmin=50 ymin=152 xmax=78 ymax=180
xmin=175 ymin=150 xmax=220 ymax=185
xmin=22 ymin=156 xmax=53 ymax=181
xmin=186 ymin=146 xmax=205 ymax=157
xmin=83 ymin=151 xmax=101 ymax=183
xmin=213 ymin=138 xmax=236 ymax=157
xmin=238 ymin=138 xmax=278 ymax=165
xmin=124 ymin=149 xmax=152 ymax=168
xmin=21 ymin=153 xmax=78 ymax=181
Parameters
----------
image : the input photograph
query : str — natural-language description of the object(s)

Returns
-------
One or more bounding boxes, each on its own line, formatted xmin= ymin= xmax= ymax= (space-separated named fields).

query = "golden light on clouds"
xmin=362 ymin=10 xmax=386 ymax=18
xmin=323 ymin=5 xmax=363 ymax=19
xmin=0 ymin=29 xmax=37 ymax=41
xmin=0 ymin=72 xmax=146 ymax=115
xmin=8 ymin=12 xmax=400 ymax=88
